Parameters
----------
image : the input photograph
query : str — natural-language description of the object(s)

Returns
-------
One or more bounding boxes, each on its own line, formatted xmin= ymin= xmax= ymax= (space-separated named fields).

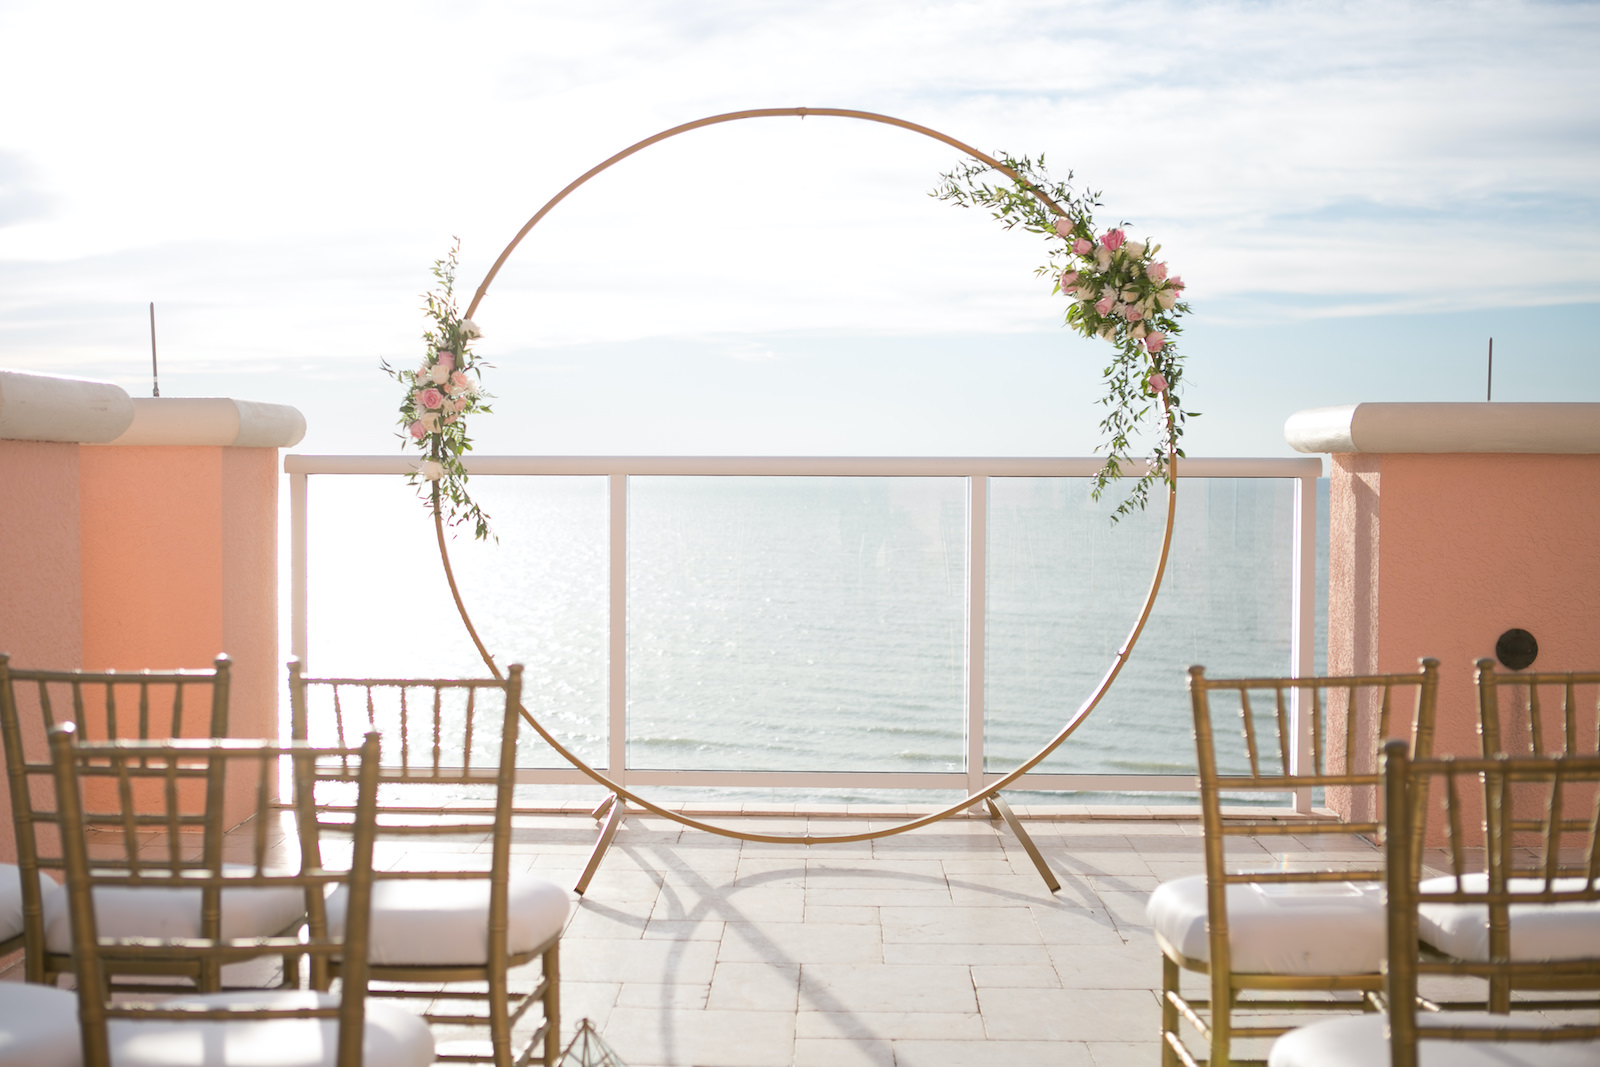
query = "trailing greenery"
xmin=381 ymin=239 xmax=495 ymax=539
xmin=935 ymin=154 xmax=1193 ymax=520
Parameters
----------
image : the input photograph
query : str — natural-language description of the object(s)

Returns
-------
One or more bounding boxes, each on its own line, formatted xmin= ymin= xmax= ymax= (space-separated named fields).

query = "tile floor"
xmin=1 ymin=804 xmax=1366 ymax=1067
xmin=486 ymin=806 xmax=1300 ymax=1067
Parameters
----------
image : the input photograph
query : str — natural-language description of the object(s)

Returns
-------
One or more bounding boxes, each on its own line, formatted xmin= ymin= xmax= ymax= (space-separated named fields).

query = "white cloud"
xmin=0 ymin=0 xmax=1595 ymax=380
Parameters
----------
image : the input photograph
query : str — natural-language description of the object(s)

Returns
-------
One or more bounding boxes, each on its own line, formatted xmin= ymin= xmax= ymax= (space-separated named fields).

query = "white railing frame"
xmin=286 ymin=455 xmax=1323 ymax=800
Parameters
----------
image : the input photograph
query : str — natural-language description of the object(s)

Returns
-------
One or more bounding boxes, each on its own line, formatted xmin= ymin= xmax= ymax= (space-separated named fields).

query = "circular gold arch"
xmin=436 ymin=107 xmax=1177 ymax=845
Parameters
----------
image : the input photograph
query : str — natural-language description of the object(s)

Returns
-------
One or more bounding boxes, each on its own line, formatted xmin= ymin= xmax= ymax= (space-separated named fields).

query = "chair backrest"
xmin=1383 ymin=739 xmax=1600 ymax=1065
xmin=1186 ymin=659 xmax=1440 ymax=975
xmin=49 ymin=723 xmax=382 ymax=1067
xmin=0 ymin=654 xmax=231 ymax=982
xmin=1477 ymin=659 xmax=1600 ymax=758
xmin=287 ymin=661 xmax=525 ymax=979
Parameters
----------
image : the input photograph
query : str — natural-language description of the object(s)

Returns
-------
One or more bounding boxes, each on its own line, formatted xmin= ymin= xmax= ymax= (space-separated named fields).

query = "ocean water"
xmin=300 ymin=472 xmax=1328 ymax=805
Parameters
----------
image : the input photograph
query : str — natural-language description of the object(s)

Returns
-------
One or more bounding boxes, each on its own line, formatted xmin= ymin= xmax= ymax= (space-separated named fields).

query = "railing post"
xmin=966 ymin=474 xmax=987 ymax=803
xmin=608 ymin=472 xmax=628 ymax=785
xmin=1291 ymin=466 xmax=1318 ymax=811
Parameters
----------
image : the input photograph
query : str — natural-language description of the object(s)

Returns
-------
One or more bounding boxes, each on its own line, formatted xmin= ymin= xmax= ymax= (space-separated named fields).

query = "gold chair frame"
xmin=0 ymin=654 xmax=238 ymax=987
xmin=1159 ymin=659 xmax=1440 ymax=1067
xmin=289 ymin=661 xmax=561 ymax=1067
xmin=49 ymin=725 xmax=387 ymax=1067
xmin=1469 ymin=659 xmax=1600 ymax=1010
xmin=1383 ymin=741 xmax=1600 ymax=1065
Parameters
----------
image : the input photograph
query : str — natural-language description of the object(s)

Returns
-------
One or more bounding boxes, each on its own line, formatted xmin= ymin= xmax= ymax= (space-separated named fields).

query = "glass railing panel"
xmin=303 ymin=474 xmax=609 ymax=768
xmin=985 ymin=476 xmax=1299 ymax=794
xmin=627 ymin=476 xmax=967 ymax=772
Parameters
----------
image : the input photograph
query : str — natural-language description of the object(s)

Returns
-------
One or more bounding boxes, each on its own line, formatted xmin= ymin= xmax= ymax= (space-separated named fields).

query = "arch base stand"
xmin=572 ymin=790 xmax=1061 ymax=895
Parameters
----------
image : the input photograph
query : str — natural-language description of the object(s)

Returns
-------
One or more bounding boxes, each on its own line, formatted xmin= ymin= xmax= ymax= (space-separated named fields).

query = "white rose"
xmin=1120 ymin=289 xmax=1139 ymax=303
xmin=1157 ymin=289 xmax=1178 ymax=310
xmin=420 ymin=411 xmax=442 ymax=433
xmin=1131 ymin=323 xmax=1147 ymax=339
xmin=420 ymin=459 xmax=444 ymax=481
xmin=1097 ymin=325 xmax=1116 ymax=340
xmin=1123 ymin=240 xmax=1147 ymax=259
xmin=429 ymin=364 xmax=450 ymax=386
xmin=460 ymin=318 xmax=483 ymax=340
xmin=1094 ymin=246 xmax=1113 ymax=269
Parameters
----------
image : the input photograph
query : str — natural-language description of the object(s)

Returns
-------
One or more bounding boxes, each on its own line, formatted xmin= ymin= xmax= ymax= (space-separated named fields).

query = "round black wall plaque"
xmin=1495 ymin=628 xmax=1538 ymax=671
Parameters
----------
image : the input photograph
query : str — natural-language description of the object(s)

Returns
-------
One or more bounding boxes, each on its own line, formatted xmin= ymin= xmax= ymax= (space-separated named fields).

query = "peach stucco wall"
xmin=0 ymin=441 xmax=83 ymax=672
xmin=1328 ymin=451 xmax=1600 ymax=840
xmin=1331 ymin=452 xmax=1600 ymax=759
xmin=0 ymin=441 xmax=84 ymax=862
xmin=77 ymin=446 xmax=280 ymax=828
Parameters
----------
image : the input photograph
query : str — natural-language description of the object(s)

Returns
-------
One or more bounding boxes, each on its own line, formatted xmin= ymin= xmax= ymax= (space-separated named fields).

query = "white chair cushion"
xmin=1270 ymin=1011 xmax=1600 ymax=1067
xmin=1418 ymin=874 xmax=1600 ymax=962
xmin=0 ymin=981 xmax=80 ymax=1067
xmin=0 ymin=863 xmax=62 ymax=943
xmin=1147 ymin=873 xmax=1386 ymax=975
xmin=102 ymin=990 xmax=433 ymax=1067
xmin=326 ymin=872 xmax=569 ymax=966
xmin=42 ymin=866 xmax=306 ymax=954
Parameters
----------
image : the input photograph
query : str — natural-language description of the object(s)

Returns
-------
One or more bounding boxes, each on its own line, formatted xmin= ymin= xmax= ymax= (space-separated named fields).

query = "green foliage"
xmin=935 ymin=154 xmax=1192 ymax=521
xmin=380 ymin=239 xmax=495 ymax=540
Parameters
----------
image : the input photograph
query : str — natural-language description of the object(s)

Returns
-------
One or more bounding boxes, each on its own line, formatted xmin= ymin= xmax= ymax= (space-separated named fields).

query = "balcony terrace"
xmin=2 ymin=375 xmax=1596 ymax=1066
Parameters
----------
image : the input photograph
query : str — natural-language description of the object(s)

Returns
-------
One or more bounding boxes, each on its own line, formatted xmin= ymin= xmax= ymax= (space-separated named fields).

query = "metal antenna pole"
xmin=149 ymin=302 xmax=160 ymax=397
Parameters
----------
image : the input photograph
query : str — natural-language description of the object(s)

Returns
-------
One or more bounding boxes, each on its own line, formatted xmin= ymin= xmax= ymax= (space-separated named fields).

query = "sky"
xmin=2 ymin=0 xmax=1597 ymax=459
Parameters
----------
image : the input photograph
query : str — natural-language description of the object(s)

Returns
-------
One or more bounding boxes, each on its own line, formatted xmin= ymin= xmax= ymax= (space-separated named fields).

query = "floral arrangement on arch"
xmin=936 ymin=154 xmax=1192 ymax=519
xmin=382 ymin=239 xmax=495 ymax=539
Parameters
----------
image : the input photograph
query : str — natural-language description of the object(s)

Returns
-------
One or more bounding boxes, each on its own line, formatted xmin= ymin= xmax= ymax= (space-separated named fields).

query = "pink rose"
xmin=1100 ymin=228 xmax=1126 ymax=252
xmin=1059 ymin=270 xmax=1080 ymax=293
xmin=449 ymin=370 xmax=472 ymax=394
xmin=418 ymin=387 xmax=445 ymax=410
xmin=1148 ymin=372 xmax=1168 ymax=393
xmin=1053 ymin=218 xmax=1074 ymax=238
xmin=1072 ymin=237 xmax=1093 ymax=255
xmin=1147 ymin=262 xmax=1168 ymax=283
xmin=436 ymin=350 xmax=455 ymax=370
xmin=1169 ymin=275 xmax=1185 ymax=290
xmin=1124 ymin=305 xmax=1143 ymax=321
xmin=408 ymin=420 xmax=427 ymax=439
xmin=1094 ymin=294 xmax=1115 ymax=316
xmin=1145 ymin=332 xmax=1167 ymax=354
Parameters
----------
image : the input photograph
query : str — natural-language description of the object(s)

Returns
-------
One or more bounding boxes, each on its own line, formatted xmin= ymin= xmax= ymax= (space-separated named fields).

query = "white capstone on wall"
xmin=106 ymin=397 xmax=306 ymax=448
xmin=0 ymin=370 xmax=134 ymax=443
xmin=1286 ymin=402 xmax=1600 ymax=455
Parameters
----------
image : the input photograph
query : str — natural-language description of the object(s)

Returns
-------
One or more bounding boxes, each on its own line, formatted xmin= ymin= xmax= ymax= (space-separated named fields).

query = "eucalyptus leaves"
xmin=935 ymin=154 xmax=1192 ymax=519
xmin=382 ymin=240 xmax=494 ymax=540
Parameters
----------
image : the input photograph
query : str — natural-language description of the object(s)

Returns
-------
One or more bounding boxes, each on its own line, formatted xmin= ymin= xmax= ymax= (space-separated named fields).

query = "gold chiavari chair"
xmin=0 ymin=654 xmax=307 ymax=990
xmin=1269 ymin=741 xmax=1600 ymax=1066
xmin=289 ymin=661 xmax=568 ymax=1067
xmin=1149 ymin=659 xmax=1440 ymax=1067
xmin=1413 ymin=660 xmax=1600 ymax=1013
xmin=0 ymin=724 xmax=436 ymax=1067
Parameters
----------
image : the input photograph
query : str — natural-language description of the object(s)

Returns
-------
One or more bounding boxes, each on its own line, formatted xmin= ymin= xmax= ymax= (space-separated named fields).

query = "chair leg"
xmin=1210 ymin=970 xmax=1231 ymax=1067
xmin=488 ymin=963 xmax=512 ymax=1067
xmin=1161 ymin=954 xmax=1180 ymax=1067
xmin=542 ymin=943 xmax=561 ymax=1067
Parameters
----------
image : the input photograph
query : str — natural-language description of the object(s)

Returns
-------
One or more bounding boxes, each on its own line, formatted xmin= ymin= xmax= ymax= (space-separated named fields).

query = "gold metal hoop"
xmin=435 ymin=107 xmax=1178 ymax=846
